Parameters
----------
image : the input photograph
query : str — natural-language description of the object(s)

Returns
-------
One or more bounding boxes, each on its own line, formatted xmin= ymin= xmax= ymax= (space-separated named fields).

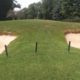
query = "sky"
xmin=15 ymin=0 xmax=41 ymax=10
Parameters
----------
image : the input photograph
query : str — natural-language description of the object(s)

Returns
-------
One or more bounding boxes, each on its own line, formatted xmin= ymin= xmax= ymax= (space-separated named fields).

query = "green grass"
xmin=0 ymin=19 xmax=80 ymax=80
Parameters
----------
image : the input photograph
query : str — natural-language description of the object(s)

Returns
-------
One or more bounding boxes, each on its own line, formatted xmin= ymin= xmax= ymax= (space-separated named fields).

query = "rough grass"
xmin=0 ymin=19 xmax=80 ymax=80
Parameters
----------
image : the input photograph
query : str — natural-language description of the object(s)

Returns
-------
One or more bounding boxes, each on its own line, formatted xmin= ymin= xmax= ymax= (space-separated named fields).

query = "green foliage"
xmin=52 ymin=0 xmax=63 ymax=20
xmin=0 ymin=0 xmax=21 ymax=20
xmin=16 ymin=0 xmax=63 ymax=20
xmin=13 ymin=0 xmax=80 ymax=20
xmin=41 ymin=0 xmax=54 ymax=19
xmin=16 ymin=2 xmax=43 ymax=19
xmin=61 ymin=0 xmax=80 ymax=19
xmin=26 ymin=2 xmax=42 ymax=19
xmin=0 ymin=0 xmax=13 ymax=20
xmin=16 ymin=8 xmax=27 ymax=19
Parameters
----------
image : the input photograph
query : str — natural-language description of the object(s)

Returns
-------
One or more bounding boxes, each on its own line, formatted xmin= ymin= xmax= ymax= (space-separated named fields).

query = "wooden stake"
xmin=68 ymin=41 xmax=71 ymax=52
xmin=5 ymin=45 xmax=8 ymax=57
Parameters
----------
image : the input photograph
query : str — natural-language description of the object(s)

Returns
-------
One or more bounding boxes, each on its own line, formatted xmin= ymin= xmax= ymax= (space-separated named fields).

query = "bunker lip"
xmin=64 ymin=29 xmax=80 ymax=35
xmin=65 ymin=30 xmax=80 ymax=49
xmin=0 ymin=32 xmax=17 ymax=35
xmin=0 ymin=32 xmax=17 ymax=54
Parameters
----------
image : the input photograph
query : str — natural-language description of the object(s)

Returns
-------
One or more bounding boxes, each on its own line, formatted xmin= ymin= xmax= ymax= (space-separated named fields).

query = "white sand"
xmin=0 ymin=35 xmax=17 ymax=54
xmin=65 ymin=33 xmax=80 ymax=49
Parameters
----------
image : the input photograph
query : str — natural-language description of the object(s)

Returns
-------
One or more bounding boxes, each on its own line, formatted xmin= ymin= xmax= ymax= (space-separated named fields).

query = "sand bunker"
xmin=65 ymin=33 xmax=80 ymax=49
xmin=0 ymin=35 xmax=17 ymax=54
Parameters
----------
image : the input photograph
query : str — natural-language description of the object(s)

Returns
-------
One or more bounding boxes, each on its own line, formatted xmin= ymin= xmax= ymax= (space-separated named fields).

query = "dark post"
xmin=5 ymin=45 xmax=8 ymax=57
xmin=68 ymin=41 xmax=71 ymax=52
xmin=35 ymin=42 xmax=38 ymax=53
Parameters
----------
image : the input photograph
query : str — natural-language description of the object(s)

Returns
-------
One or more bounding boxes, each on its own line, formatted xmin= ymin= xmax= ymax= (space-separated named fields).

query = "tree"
xmin=52 ymin=0 xmax=64 ymax=20
xmin=33 ymin=2 xmax=43 ymax=19
xmin=7 ymin=1 xmax=21 ymax=20
xmin=61 ymin=0 xmax=80 ymax=19
xmin=16 ymin=2 xmax=42 ymax=19
xmin=27 ymin=3 xmax=36 ymax=19
xmin=0 ymin=0 xmax=20 ymax=20
xmin=41 ymin=0 xmax=54 ymax=19
xmin=26 ymin=2 xmax=42 ymax=19
xmin=0 ymin=0 xmax=13 ymax=20
xmin=16 ymin=8 xmax=27 ymax=19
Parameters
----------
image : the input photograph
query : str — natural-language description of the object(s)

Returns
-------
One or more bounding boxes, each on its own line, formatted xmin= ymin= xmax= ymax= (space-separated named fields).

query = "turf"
xmin=0 ymin=19 xmax=80 ymax=80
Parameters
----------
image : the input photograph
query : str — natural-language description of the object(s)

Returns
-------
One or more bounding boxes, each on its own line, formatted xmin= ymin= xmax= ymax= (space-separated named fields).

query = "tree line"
xmin=1 ymin=0 xmax=80 ymax=20
xmin=16 ymin=0 xmax=80 ymax=20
